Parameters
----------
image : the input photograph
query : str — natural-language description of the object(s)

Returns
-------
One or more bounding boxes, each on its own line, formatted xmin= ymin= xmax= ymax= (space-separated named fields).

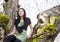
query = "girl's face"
xmin=19 ymin=9 xmax=24 ymax=17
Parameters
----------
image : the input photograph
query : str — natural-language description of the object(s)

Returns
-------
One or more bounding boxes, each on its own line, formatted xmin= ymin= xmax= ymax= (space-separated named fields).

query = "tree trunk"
xmin=0 ymin=27 xmax=5 ymax=42
xmin=4 ymin=0 xmax=19 ymax=32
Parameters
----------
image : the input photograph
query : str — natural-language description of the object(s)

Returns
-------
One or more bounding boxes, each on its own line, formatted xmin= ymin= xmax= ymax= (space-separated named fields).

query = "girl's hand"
xmin=7 ymin=33 xmax=14 ymax=36
xmin=7 ymin=25 xmax=16 ymax=36
xmin=27 ymin=34 xmax=31 ymax=39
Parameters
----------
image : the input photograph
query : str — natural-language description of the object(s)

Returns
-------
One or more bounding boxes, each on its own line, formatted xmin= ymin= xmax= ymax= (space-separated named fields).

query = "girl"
xmin=4 ymin=8 xmax=33 ymax=42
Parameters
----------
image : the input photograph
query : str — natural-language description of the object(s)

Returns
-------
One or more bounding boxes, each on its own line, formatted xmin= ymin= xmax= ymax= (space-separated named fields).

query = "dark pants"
xmin=4 ymin=35 xmax=21 ymax=42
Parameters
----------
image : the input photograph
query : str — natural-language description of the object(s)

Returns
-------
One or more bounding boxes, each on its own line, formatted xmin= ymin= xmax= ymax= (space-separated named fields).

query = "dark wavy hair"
xmin=15 ymin=8 xmax=26 ymax=33
xmin=17 ymin=8 xmax=26 ymax=20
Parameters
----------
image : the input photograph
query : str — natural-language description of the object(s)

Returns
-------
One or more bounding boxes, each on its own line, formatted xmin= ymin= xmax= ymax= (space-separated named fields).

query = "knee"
xmin=14 ymin=39 xmax=22 ymax=42
xmin=4 ymin=35 xmax=16 ymax=42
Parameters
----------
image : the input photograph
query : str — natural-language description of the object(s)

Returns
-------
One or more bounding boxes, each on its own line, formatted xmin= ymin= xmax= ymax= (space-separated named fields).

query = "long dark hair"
xmin=16 ymin=8 xmax=26 ymax=33
xmin=17 ymin=8 xmax=26 ymax=20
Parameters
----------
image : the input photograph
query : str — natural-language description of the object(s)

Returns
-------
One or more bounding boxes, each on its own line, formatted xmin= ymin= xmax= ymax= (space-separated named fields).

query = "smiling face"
xmin=18 ymin=9 xmax=24 ymax=17
xmin=0 ymin=27 xmax=5 ymax=42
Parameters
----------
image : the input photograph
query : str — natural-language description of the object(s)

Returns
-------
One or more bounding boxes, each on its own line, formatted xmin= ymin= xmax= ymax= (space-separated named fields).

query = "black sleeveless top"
xmin=14 ymin=17 xmax=31 ymax=33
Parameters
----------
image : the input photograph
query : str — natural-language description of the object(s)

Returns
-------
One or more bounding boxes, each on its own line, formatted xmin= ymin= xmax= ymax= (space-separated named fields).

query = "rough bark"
xmin=4 ymin=0 xmax=19 ymax=32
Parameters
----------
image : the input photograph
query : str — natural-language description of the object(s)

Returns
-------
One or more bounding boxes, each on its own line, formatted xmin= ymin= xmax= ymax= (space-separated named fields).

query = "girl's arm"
xmin=7 ymin=25 xmax=16 ymax=36
xmin=27 ymin=24 xmax=33 ymax=39
xmin=29 ymin=24 xmax=33 ymax=36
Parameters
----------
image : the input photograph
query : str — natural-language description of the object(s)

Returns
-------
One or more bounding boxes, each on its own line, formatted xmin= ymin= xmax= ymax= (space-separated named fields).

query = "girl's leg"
xmin=14 ymin=39 xmax=21 ymax=42
xmin=4 ymin=35 xmax=16 ymax=42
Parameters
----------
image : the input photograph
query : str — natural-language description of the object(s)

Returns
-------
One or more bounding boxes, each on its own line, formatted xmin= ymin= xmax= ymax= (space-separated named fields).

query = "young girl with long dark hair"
xmin=4 ymin=8 xmax=33 ymax=42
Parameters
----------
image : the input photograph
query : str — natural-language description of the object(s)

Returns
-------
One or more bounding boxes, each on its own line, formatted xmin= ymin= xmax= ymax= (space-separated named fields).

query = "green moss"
xmin=27 ymin=16 xmax=58 ymax=42
xmin=0 ymin=14 xmax=9 ymax=34
xmin=0 ymin=14 xmax=9 ymax=25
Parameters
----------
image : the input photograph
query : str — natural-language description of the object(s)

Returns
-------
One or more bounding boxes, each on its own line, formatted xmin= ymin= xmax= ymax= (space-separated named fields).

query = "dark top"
xmin=14 ymin=17 xmax=31 ymax=33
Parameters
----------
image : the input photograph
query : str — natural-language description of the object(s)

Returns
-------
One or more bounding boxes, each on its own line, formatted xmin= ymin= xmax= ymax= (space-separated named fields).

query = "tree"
xmin=3 ymin=0 xmax=19 ymax=32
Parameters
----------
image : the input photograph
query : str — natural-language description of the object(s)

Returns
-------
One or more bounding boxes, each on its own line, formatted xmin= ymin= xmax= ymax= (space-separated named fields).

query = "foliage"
xmin=0 ymin=14 xmax=9 ymax=34
xmin=27 ymin=16 xmax=58 ymax=42
xmin=0 ymin=14 xmax=9 ymax=26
